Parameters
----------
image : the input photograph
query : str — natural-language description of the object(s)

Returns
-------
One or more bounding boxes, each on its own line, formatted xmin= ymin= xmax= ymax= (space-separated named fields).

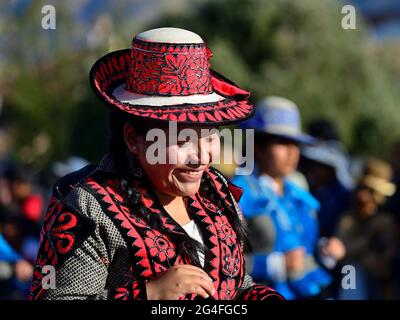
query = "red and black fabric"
xmin=80 ymin=165 xmax=280 ymax=300
xmin=109 ymin=268 xmax=148 ymax=300
xmin=90 ymin=39 xmax=254 ymax=125
xmin=29 ymin=155 xmax=283 ymax=300
xmin=236 ymin=284 xmax=283 ymax=301
xmin=29 ymin=195 xmax=95 ymax=300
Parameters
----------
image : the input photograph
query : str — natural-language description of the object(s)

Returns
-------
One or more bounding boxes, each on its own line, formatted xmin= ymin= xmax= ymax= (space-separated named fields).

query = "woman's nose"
xmin=186 ymin=139 xmax=210 ymax=165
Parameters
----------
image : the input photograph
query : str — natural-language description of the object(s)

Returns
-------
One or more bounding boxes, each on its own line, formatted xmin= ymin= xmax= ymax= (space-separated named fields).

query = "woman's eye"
xmin=206 ymin=134 xmax=218 ymax=143
xmin=177 ymin=140 xmax=191 ymax=147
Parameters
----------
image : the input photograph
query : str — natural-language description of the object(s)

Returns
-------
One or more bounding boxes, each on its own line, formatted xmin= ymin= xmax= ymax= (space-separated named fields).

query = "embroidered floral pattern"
xmin=144 ymin=229 xmax=176 ymax=263
xmin=127 ymin=40 xmax=212 ymax=96
xmin=90 ymin=47 xmax=254 ymax=124
xmin=220 ymin=278 xmax=236 ymax=300
xmin=29 ymin=196 xmax=95 ymax=300
xmin=214 ymin=215 xmax=236 ymax=246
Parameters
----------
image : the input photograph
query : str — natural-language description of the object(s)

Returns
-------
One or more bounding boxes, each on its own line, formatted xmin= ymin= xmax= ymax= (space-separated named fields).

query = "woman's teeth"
xmin=184 ymin=170 xmax=202 ymax=176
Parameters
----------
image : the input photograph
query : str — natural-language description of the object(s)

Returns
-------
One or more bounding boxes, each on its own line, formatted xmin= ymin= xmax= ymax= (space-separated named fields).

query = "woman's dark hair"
xmin=108 ymin=109 xmax=251 ymax=267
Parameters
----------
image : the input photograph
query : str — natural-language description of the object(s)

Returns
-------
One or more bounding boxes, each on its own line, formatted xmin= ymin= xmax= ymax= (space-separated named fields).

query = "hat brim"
xmin=279 ymin=133 xmax=315 ymax=145
xmin=89 ymin=49 xmax=254 ymax=125
xmin=255 ymin=131 xmax=315 ymax=145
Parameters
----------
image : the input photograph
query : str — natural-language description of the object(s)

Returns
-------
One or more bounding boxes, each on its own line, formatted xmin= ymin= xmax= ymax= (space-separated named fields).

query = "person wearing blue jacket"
xmin=0 ymin=233 xmax=33 ymax=299
xmin=0 ymin=233 xmax=21 ymax=262
xmin=233 ymin=97 xmax=346 ymax=299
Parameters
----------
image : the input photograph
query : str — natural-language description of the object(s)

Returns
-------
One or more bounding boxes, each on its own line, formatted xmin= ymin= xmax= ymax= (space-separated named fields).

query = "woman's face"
xmin=256 ymin=136 xmax=300 ymax=178
xmin=354 ymin=187 xmax=377 ymax=218
xmin=124 ymin=123 xmax=220 ymax=198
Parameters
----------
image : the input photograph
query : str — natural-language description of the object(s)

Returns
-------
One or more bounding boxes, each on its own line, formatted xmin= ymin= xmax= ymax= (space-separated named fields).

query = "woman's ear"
xmin=123 ymin=123 xmax=140 ymax=155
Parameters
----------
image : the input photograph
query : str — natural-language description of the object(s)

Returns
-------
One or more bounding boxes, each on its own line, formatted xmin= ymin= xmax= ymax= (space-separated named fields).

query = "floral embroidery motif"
xmin=220 ymin=278 xmax=236 ymax=300
xmin=29 ymin=196 xmax=95 ymax=300
xmin=127 ymin=40 xmax=212 ymax=96
xmin=221 ymin=243 xmax=241 ymax=278
xmin=144 ymin=229 xmax=176 ymax=263
xmin=214 ymin=215 xmax=236 ymax=246
xmin=40 ymin=197 xmax=80 ymax=265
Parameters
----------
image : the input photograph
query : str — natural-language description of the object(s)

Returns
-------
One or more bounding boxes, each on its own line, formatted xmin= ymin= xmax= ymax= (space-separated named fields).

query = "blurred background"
xmin=1 ymin=0 xmax=400 ymax=299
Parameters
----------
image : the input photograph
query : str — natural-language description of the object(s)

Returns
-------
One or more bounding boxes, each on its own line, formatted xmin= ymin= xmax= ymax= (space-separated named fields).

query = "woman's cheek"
xmin=149 ymin=164 xmax=169 ymax=189
xmin=166 ymin=144 xmax=183 ymax=165
xmin=176 ymin=147 xmax=191 ymax=165
xmin=209 ymin=140 xmax=221 ymax=163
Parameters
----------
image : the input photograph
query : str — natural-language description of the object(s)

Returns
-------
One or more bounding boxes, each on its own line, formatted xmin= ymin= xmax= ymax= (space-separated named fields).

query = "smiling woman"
xmin=29 ymin=27 xmax=283 ymax=301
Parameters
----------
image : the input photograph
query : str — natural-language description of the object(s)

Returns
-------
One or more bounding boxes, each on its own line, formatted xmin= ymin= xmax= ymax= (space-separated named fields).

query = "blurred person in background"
xmin=300 ymin=139 xmax=354 ymax=238
xmin=307 ymin=118 xmax=341 ymax=143
xmin=0 ymin=233 xmax=33 ymax=299
xmin=386 ymin=140 xmax=400 ymax=224
xmin=233 ymin=97 xmax=346 ymax=300
xmin=0 ymin=118 xmax=15 ymax=178
xmin=0 ymin=164 xmax=41 ymax=298
xmin=52 ymin=157 xmax=89 ymax=180
xmin=0 ymin=165 xmax=43 ymax=251
xmin=336 ymin=159 xmax=398 ymax=299
xmin=386 ymin=141 xmax=400 ymax=298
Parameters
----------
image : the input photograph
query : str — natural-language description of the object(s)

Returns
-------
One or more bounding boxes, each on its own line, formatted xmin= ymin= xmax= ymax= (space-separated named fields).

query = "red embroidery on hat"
xmin=91 ymin=50 xmax=254 ymax=124
xmin=127 ymin=40 xmax=213 ymax=96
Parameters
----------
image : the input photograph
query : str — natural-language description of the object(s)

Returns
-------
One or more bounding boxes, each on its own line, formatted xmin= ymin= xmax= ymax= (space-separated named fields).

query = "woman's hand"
xmin=146 ymin=264 xmax=216 ymax=300
xmin=320 ymin=237 xmax=346 ymax=260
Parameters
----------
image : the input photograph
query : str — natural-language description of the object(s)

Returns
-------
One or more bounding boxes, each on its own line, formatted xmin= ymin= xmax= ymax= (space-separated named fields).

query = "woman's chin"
xmin=170 ymin=172 xmax=203 ymax=197
xmin=174 ymin=181 xmax=201 ymax=197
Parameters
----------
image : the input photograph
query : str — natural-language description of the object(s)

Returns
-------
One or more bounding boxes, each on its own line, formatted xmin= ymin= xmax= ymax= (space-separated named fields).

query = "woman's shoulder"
xmin=37 ymin=156 xmax=129 ymax=266
xmin=52 ymin=154 xmax=132 ymax=217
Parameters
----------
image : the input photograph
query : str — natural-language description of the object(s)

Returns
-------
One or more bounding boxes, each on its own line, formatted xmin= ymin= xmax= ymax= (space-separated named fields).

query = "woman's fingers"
xmin=188 ymin=285 xmax=211 ymax=299
xmin=175 ymin=264 xmax=210 ymax=274
xmin=148 ymin=264 xmax=216 ymax=300
xmin=148 ymin=265 xmax=215 ymax=299
xmin=185 ymin=274 xmax=216 ymax=297
xmin=173 ymin=268 xmax=215 ymax=298
xmin=187 ymin=271 xmax=214 ymax=287
xmin=174 ymin=264 xmax=214 ymax=282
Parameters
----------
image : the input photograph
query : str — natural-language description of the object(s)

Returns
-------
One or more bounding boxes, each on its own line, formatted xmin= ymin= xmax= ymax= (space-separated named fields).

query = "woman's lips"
xmin=175 ymin=169 xmax=204 ymax=182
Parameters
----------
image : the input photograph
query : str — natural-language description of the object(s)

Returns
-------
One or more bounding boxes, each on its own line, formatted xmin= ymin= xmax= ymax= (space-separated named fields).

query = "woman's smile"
xmin=174 ymin=167 xmax=206 ymax=183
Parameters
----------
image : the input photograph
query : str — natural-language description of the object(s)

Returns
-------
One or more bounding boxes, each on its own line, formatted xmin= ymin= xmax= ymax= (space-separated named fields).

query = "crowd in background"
xmin=0 ymin=125 xmax=89 ymax=299
xmin=225 ymin=97 xmax=400 ymax=300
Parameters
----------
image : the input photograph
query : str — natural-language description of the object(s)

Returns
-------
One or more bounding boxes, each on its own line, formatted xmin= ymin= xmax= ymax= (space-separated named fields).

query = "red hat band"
xmin=126 ymin=38 xmax=213 ymax=96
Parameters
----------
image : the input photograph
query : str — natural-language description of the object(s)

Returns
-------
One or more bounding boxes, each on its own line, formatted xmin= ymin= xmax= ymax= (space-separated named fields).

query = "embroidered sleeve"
xmin=108 ymin=279 xmax=148 ymax=300
xmin=29 ymin=195 xmax=97 ymax=300
xmin=235 ymin=283 xmax=284 ymax=300
xmin=30 ymin=184 xmax=151 ymax=301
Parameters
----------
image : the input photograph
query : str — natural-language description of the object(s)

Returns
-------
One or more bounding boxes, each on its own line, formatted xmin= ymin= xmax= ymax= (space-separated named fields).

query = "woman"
xmin=233 ymin=97 xmax=346 ymax=299
xmin=336 ymin=159 xmax=398 ymax=299
xmin=29 ymin=27 xmax=282 ymax=300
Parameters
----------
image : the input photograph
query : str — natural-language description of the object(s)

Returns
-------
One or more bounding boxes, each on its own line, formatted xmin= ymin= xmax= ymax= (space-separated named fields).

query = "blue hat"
xmin=302 ymin=141 xmax=355 ymax=190
xmin=240 ymin=96 xmax=315 ymax=145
